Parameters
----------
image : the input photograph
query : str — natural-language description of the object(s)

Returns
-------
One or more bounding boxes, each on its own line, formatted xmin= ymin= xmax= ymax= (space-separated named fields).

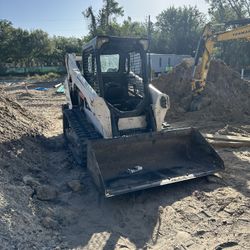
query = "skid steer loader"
xmin=63 ymin=36 xmax=224 ymax=197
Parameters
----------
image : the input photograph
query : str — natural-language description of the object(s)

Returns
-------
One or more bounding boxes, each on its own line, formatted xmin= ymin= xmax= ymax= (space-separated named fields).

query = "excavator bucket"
xmin=87 ymin=127 xmax=224 ymax=197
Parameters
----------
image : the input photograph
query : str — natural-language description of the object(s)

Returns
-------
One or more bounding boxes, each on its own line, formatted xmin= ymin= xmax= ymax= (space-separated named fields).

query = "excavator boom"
xmin=191 ymin=18 xmax=250 ymax=107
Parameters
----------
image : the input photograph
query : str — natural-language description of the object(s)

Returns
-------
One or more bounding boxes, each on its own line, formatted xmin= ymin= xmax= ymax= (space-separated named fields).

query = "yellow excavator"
xmin=191 ymin=18 xmax=250 ymax=111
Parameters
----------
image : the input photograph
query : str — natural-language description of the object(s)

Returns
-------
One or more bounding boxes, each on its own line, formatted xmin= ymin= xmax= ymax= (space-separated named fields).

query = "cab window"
xmin=100 ymin=54 xmax=120 ymax=72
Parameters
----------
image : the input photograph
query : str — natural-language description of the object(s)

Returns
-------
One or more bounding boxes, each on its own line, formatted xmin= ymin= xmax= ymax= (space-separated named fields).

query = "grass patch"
xmin=28 ymin=72 xmax=61 ymax=81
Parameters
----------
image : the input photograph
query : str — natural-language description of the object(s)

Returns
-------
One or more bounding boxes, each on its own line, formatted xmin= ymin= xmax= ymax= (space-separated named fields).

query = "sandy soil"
xmin=0 ymin=78 xmax=249 ymax=250
xmin=153 ymin=60 xmax=250 ymax=125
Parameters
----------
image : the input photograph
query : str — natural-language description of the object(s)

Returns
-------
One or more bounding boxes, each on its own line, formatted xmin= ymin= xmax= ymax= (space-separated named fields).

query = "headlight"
xmin=160 ymin=96 xmax=167 ymax=108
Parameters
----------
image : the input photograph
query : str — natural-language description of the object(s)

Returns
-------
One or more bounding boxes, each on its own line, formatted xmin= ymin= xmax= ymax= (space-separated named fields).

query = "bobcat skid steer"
xmin=63 ymin=36 xmax=224 ymax=197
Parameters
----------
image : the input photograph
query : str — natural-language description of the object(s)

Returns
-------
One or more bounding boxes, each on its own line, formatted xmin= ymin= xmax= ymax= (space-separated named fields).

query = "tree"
xmin=10 ymin=28 xmax=31 ymax=67
xmin=102 ymin=0 xmax=124 ymax=27
xmin=206 ymin=0 xmax=250 ymax=21
xmin=0 ymin=20 xmax=15 ymax=64
xmin=83 ymin=0 xmax=124 ymax=37
xmin=28 ymin=30 xmax=52 ymax=66
xmin=118 ymin=17 xmax=148 ymax=37
xmin=50 ymin=36 xmax=83 ymax=65
xmin=206 ymin=0 xmax=250 ymax=70
xmin=0 ymin=19 xmax=84 ymax=69
xmin=83 ymin=7 xmax=97 ymax=37
xmin=155 ymin=6 xmax=206 ymax=55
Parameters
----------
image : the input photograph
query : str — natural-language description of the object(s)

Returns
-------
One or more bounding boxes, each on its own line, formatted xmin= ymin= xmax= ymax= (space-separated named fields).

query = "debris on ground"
xmin=54 ymin=83 xmax=62 ymax=88
xmin=34 ymin=87 xmax=49 ymax=91
xmin=56 ymin=85 xmax=65 ymax=94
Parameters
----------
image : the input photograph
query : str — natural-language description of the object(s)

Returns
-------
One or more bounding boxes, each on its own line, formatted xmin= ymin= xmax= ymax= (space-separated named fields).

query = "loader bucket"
xmin=87 ymin=127 xmax=224 ymax=197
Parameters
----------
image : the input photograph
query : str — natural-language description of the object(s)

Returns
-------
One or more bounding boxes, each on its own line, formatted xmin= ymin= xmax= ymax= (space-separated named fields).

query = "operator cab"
xmin=82 ymin=36 xmax=149 ymax=112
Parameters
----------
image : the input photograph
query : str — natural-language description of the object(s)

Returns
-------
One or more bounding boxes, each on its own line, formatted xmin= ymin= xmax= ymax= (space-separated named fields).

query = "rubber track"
xmin=63 ymin=108 xmax=101 ymax=166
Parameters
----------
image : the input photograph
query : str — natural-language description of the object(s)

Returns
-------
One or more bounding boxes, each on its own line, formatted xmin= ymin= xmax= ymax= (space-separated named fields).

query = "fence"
xmin=0 ymin=66 xmax=66 ymax=76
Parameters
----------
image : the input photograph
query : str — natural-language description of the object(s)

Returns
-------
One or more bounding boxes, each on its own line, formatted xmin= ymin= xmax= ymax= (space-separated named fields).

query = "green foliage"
xmin=154 ymin=6 xmax=206 ymax=55
xmin=1 ymin=0 xmax=249 ymax=72
xmin=83 ymin=0 xmax=124 ymax=37
xmin=206 ymin=0 xmax=250 ymax=21
xmin=0 ymin=20 xmax=15 ymax=63
xmin=82 ymin=4 xmax=205 ymax=56
xmin=119 ymin=17 xmax=148 ymax=37
xmin=0 ymin=20 xmax=83 ymax=69
xmin=0 ymin=4 xmax=206 ymax=71
xmin=206 ymin=0 xmax=250 ymax=69
xmin=28 ymin=72 xmax=60 ymax=81
xmin=50 ymin=36 xmax=82 ymax=65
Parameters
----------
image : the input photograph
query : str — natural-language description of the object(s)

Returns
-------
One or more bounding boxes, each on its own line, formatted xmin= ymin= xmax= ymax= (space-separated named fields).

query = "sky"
xmin=0 ymin=0 xmax=209 ymax=38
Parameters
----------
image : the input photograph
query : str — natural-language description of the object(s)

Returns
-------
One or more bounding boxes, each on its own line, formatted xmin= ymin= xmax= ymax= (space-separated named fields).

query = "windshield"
xmin=100 ymin=54 xmax=119 ymax=72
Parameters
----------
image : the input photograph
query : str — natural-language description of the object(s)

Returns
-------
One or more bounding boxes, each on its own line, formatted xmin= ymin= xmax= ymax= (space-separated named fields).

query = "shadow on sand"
xmin=0 ymin=133 xmax=249 ymax=249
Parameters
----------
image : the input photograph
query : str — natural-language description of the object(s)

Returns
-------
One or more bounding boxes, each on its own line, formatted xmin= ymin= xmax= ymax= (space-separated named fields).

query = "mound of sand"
xmin=153 ymin=59 xmax=250 ymax=123
xmin=0 ymin=87 xmax=64 ymax=249
xmin=0 ymin=87 xmax=48 ymax=187
xmin=0 ymin=88 xmax=45 ymax=142
xmin=0 ymin=78 xmax=249 ymax=249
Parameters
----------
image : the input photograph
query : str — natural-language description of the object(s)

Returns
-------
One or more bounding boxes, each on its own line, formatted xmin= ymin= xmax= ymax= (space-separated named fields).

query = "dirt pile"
xmin=0 ymin=87 xmax=48 ymax=182
xmin=0 ymin=79 xmax=249 ymax=249
xmin=153 ymin=59 xmax=250 ymax=123
xmin=0 ymin=88 xmax=45 ymax=142
xmin=0 ymin=87 xmax=64 ymax=249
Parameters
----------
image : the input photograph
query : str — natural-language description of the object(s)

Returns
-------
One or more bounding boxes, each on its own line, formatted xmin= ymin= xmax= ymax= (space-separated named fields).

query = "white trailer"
xmin=148 ymin=53 xmax=191 ymax=76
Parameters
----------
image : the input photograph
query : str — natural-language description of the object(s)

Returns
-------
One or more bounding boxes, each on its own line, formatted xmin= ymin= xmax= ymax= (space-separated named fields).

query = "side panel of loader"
xmin=87 ymin=127 xmax=224 ymax=197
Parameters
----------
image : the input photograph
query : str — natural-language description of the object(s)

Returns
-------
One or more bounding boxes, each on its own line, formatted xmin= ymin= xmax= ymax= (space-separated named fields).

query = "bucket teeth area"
xmin=88 ymin=128 xmax=224 ymax=197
